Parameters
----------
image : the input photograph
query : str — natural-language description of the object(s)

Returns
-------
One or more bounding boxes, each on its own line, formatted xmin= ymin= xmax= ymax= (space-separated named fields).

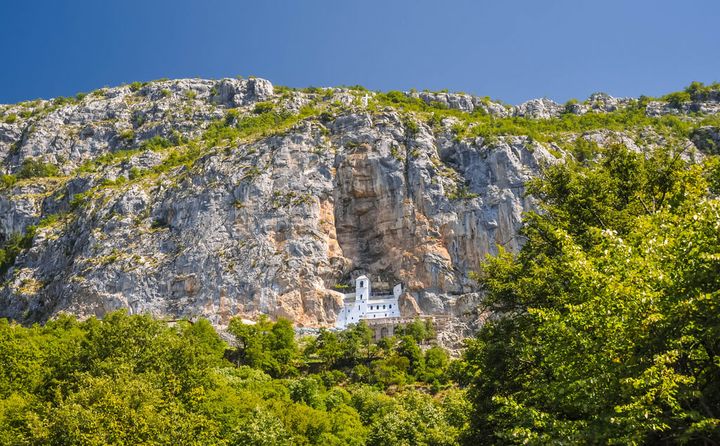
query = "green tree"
xmin=396 ymin=335 xmax=424 ymax=377
xmin=306 ymin=328 xmax=342 ymax=369
xmin=338 ymin=322 xmax=374 ymax=366
xmin=367 ymin=391 xmax=462 ymax=446
xmin=464 ymin=144 xmax=720 ymax=445
xmin=230 ymin=408 xmax=291 ymax=446
xmin=422 ymin=346 xmax=449 ymax=384
xmin=228 ymin=315 xmax=298 ymax=377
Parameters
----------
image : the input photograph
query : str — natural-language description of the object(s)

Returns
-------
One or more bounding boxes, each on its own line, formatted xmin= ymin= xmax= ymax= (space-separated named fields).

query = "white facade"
xmin=335 ymin=275 xmax=401 ymax=329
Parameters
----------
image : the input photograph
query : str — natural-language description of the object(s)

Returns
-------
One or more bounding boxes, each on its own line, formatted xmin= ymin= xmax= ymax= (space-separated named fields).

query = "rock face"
xmin=0 ymin=78 xmax=713 ymax=337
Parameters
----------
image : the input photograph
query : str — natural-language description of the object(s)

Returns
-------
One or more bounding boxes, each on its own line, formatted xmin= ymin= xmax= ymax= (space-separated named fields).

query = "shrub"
xmin=404 ymin=118 xmax=419 ymax=136
xmin=37 ymin=213 xmax=62 ymax=228
xmin=91 ymin=88 xmax=108 ymax=98
xmin=564 ymin=98 xmax=579 ymax=114
xmin=128 ymin=81 xmax=144 ymax=92
xmin=17 ymin=159 xmax=60 ymax=179
xmin=4 ymin=114 xmax=17 ymax=124
xmin=447 ymin=185 xmax=479 ymax=200
xmin=118 ymin=129 xmax=135 ymax=141
xmin=302 ymin=86 xmax=323 ymax=94
xmin=132 ymin=112 xmax=146 ymax=127
xmin=224 ymin=109 xmax=240 ymax=125
xmin=139 ymin=136 xmax=173 ymax=152
xmin=0 ymin=174 xmax=17 ymax=189
xmin=52 ymin=96 xmax=76 ymax=106
xmin=253 ymin=101 xmax=275 ymax=114
xmin=684 ymin=80 xmax=720 ymax=100
xmin=150 ymin=218 xmax=169 ymax=229
xmin=0 ymin=226 xmax=36 ymax=275
xmin=662 ymin=91 xmax=691 ymax=108
xmin=128 ymin=167 xmax=143 ymax=180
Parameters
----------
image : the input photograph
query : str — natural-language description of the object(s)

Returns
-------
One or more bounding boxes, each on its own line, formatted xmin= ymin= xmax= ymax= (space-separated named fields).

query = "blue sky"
xmin=1 ymin=0 xmax=718 ymax=104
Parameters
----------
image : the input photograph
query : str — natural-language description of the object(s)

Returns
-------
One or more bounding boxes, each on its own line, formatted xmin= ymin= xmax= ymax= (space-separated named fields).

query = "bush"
xmin=564 ymin=98 xmax=579 ymax=113
xmin=253 ymin=101 xmax=275 ymax=114
xmin=118 ymin=129 xmax=135 ymax=141
xmin=17 ymin=159 xmax=60 ymax=179
xmin=224 ymin=109 xmax=240 ymax=125
xmin=662 ymin=90 xmax=691 ymax=108
xmin=0 ymin=174 xmax=17 ymax=189
xmin=404 ymin=118 xmax=419 ymax=136
xmin=131 ymin=112 xmax=146 ymax=127
xmin=140 ymin=136 xmax=173 ymax=151
xmin=4 ymin=114 xmax=17 ymax=124
xmin=684 ymin=80 xmax=720 ymax=101
xmin=0 ymin=226 xmax=35 ymax=275
xmin=52 ymin=96 xmax=76 ymax=107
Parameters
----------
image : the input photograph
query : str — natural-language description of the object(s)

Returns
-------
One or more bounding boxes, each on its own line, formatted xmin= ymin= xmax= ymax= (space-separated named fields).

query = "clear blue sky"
xmin=1 ymin=0 xmax=718 ymax=104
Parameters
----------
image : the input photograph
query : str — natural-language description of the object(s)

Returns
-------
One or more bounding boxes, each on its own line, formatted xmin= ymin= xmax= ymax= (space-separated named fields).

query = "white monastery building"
xmin=335 ymin=275 xmax=401 ymax=329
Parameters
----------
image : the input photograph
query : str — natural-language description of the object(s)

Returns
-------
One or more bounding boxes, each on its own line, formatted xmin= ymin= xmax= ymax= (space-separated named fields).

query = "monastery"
xmin=335 ymin=275 xmax=401 ymax=334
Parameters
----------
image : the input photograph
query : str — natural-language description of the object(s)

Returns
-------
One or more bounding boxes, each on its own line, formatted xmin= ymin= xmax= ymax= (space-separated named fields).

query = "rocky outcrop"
xmin=412 ymin=91 xmax=510 ymax=117
xmin=513 ymin=98 xmax=564 ymax=119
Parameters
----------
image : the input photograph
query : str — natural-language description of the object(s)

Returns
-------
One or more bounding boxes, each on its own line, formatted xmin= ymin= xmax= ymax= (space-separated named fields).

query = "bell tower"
xmin=356 ymin=275 xmax=370 ymax=302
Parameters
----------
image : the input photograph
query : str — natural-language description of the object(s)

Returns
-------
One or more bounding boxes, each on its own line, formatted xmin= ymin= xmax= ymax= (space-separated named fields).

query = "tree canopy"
xmin=463 ymin=143 xmax=720 ymax=445
xmin=0 ymin=312 xmax=461 ymax=445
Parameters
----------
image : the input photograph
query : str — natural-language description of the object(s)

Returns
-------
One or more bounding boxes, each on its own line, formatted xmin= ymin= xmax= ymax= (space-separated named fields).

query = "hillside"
xmin=1 ymin=78 xmax=720 ymax=444
xmin=1 ymin=78 xmax=719 ymax=339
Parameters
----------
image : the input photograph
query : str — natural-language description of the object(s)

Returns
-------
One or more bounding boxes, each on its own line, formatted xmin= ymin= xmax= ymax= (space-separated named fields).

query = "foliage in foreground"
xmin=463 ymin=144 xmax=720 ymax=445
xmin=0 ymin=313 xmax=465 ymax=445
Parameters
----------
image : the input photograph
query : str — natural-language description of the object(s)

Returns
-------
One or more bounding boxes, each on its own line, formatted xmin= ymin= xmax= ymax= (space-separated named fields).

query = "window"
xmin=360 ymin=281 xmax=364 ymax=288
xmin=383 ymin=305 xmax=386 ymax=309
xmin=389 ymin=304 xmax=392 ymax=309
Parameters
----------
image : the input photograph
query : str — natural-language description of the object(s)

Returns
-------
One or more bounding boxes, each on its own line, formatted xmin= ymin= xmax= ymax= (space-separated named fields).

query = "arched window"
xmin=360 ymin=281 xmax=364 ymax=288
xmin=389 ymin=304 xmax=392 ymax=309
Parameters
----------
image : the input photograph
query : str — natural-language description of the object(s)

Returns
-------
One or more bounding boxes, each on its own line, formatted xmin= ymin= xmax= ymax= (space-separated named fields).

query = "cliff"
xmin=0 ymin=78 xmax=717 ymax=339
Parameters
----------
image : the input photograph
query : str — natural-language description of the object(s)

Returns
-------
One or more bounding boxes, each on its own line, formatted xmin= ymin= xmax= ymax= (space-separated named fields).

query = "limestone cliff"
xmin=0 ymin=78 xmax=716 ymax=339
